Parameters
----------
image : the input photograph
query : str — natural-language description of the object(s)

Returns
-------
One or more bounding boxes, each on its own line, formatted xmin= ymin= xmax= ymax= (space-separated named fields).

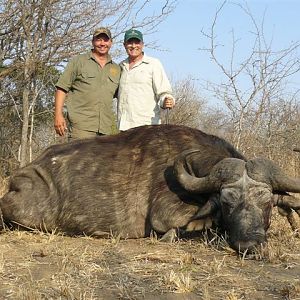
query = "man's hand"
xmin=54 ymin=113 xmax=67 ymax=136
xmin=54 ymin=88 xmax=67 ymax=136
xmin=163 ymin=97 xmax=174 ymax=109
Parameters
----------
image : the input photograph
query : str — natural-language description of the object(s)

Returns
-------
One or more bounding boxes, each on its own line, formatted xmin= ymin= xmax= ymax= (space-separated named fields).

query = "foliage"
xmin=162 ymin=78 xmax=205 ymax=128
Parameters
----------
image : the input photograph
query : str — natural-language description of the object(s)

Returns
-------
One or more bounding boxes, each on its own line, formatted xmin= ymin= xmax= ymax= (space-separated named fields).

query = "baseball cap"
xmin=124 ymin=29 xmax=143 ymax=42
xmin=93 ymin=27 xmax=112 ymax=39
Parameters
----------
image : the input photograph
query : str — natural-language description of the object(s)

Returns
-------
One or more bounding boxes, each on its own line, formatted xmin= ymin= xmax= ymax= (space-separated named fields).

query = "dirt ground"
xmin=0 ymin=211 xmax=299 ymax=300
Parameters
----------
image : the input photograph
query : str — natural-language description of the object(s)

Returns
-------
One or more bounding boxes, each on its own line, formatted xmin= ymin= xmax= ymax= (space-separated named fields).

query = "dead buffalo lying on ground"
xmin=1 ymin=125 xmax=300 ymax=253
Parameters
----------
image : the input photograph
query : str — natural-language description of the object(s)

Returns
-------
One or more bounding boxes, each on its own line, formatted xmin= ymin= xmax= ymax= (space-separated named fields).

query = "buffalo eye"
xmin=252 ymin=190 xmax=272 ymax=208
xmin=221 ymin=189 xmax=239 ymax=203
xmin=222 ymin=202 xmax=235 ymax=215
xmin=220 ymin=190 xmax=239 ymax=215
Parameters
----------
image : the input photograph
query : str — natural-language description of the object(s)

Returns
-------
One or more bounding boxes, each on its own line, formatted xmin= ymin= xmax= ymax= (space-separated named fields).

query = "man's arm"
xmin=152 ymin=59 xmax=175 ymax=109
xmin=54 ymin=88 xmax=68 ymax=136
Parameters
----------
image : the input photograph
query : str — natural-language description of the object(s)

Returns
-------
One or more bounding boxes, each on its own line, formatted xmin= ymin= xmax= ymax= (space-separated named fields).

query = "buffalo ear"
xmin=192 ymin=195 xmax=220 ymax=219
xmin=275 ymin=194 xmax=300 ymax=233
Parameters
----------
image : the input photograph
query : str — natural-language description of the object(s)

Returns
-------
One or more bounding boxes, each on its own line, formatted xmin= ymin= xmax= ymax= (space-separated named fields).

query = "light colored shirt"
xmin=117 ymin=54 xmax=174 ymax=131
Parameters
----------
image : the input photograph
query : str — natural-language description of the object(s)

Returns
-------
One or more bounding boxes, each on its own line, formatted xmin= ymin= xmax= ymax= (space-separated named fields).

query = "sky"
xmin=144 ymin=0 xmax=300 ymax=101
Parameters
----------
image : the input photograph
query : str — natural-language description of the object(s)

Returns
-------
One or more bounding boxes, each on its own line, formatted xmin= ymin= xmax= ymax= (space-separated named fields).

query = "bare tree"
xmin=162 ymin=78 xmax=206 ymax=128
xmin=0 ymin=0 xmax=177 ymax=168
xmin=200 ymin=1 xmax=300 ymax=153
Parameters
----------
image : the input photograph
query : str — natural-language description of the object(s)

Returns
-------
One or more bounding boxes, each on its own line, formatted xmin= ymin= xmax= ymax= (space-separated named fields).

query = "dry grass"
xmin=0 ymin=178 xmax=300 ymax=299
xmin=163 ymin=270 xmax=194 ymax=293
xmin=0 ymin=175 xmax=8 ymax=197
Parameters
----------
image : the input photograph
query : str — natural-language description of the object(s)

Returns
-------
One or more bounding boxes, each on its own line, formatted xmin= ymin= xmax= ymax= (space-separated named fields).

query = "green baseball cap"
xmin=124 ymin=29 xmax=143 ymax=42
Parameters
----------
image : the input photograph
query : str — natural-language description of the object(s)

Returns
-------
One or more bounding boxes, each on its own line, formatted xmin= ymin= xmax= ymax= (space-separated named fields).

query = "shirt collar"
xmin=122 ymin=52 xmax=149 ymax=68
xmin=89 ymin=50 xmax=112 ymax=64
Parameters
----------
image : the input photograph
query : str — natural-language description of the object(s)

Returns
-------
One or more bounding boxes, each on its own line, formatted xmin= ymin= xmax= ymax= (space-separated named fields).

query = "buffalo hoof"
xmin=159 ymin=228 xmax=178 ymax=243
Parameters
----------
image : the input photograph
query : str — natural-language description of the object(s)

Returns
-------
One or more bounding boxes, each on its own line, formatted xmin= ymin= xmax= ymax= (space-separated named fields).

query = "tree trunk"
xmin=20 ymin=84 xmax=30 ymax=167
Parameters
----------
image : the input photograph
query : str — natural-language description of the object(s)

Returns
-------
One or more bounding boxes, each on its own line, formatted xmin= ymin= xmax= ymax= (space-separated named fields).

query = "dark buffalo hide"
xmin=1 ymin=125 xmax=300 ymax=253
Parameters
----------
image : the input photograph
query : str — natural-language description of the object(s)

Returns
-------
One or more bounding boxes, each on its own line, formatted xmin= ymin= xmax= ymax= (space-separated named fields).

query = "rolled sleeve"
xmin=55 ymin=59 xmax=77 ymax=92
xmin=159 ymin=93 xmax=175 ymax=108
xmin=151 ymin=59 xmax=175 ymax=107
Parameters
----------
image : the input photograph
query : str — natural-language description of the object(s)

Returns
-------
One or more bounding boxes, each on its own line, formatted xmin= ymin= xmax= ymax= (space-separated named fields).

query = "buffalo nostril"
xmin=231 ymin=231 xmax=267 ymax=254
xmin=249 ymin=232 xmax=266 ymax=243
xmin=248 ymin=228 xmax=266 ymax=237
xmin=232 ymin=239 xmax=267 ymax=254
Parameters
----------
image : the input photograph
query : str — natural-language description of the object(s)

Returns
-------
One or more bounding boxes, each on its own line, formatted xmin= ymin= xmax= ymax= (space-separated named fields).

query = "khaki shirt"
xmin=117 ymin=54 xmax=174 ymax=131
xmin=56 ymin=51 xmax=121 ymax=134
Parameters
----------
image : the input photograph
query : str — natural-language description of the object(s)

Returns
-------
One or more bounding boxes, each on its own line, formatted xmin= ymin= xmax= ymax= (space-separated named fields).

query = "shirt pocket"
xmin=108 ymin=74 xmax=119 ymax=84
xmin=78 ymin=71 xmax=97 ymax=84
xmin=107 ymin=75 xmax=119 ymax=95
xmin=131 ymin=69 xmax=152 ymax=84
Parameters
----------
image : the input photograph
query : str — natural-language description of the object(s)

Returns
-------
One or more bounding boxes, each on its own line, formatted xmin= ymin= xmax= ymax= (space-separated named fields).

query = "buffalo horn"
xmin=248 ymin=158 xmax=300 ymax=193
xmin=173 ymin=149 xmax=218 ymax=193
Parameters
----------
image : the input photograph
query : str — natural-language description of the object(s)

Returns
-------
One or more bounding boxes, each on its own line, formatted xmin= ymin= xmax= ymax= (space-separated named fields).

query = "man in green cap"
xmin=54 ymin=27 xmax=121 ymax=139
xmin=117 ymin=28 xmax=175 ymax=131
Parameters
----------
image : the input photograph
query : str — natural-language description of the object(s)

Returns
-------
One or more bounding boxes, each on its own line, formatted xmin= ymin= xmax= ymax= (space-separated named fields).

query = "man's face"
xmin=124 ymin=38 xmax=144 ymax=59
xmin=92 ymin=34 xmax=112 ymax=55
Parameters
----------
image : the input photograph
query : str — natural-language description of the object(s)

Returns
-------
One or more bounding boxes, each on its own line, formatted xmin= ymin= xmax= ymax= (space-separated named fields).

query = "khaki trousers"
xmin=69 ymin=127 xmax=105 ymax=140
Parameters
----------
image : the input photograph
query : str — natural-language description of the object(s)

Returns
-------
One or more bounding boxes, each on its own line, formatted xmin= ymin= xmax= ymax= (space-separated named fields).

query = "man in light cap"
xmin=54 ymin=27 xmax=120 ymax=139
xmin=117 ymin=28 xmax=175 ymax=131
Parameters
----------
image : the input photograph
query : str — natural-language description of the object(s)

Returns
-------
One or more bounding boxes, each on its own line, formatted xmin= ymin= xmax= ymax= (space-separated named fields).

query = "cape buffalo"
xmin=1 ymin=125 xmax=300 ymax=253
